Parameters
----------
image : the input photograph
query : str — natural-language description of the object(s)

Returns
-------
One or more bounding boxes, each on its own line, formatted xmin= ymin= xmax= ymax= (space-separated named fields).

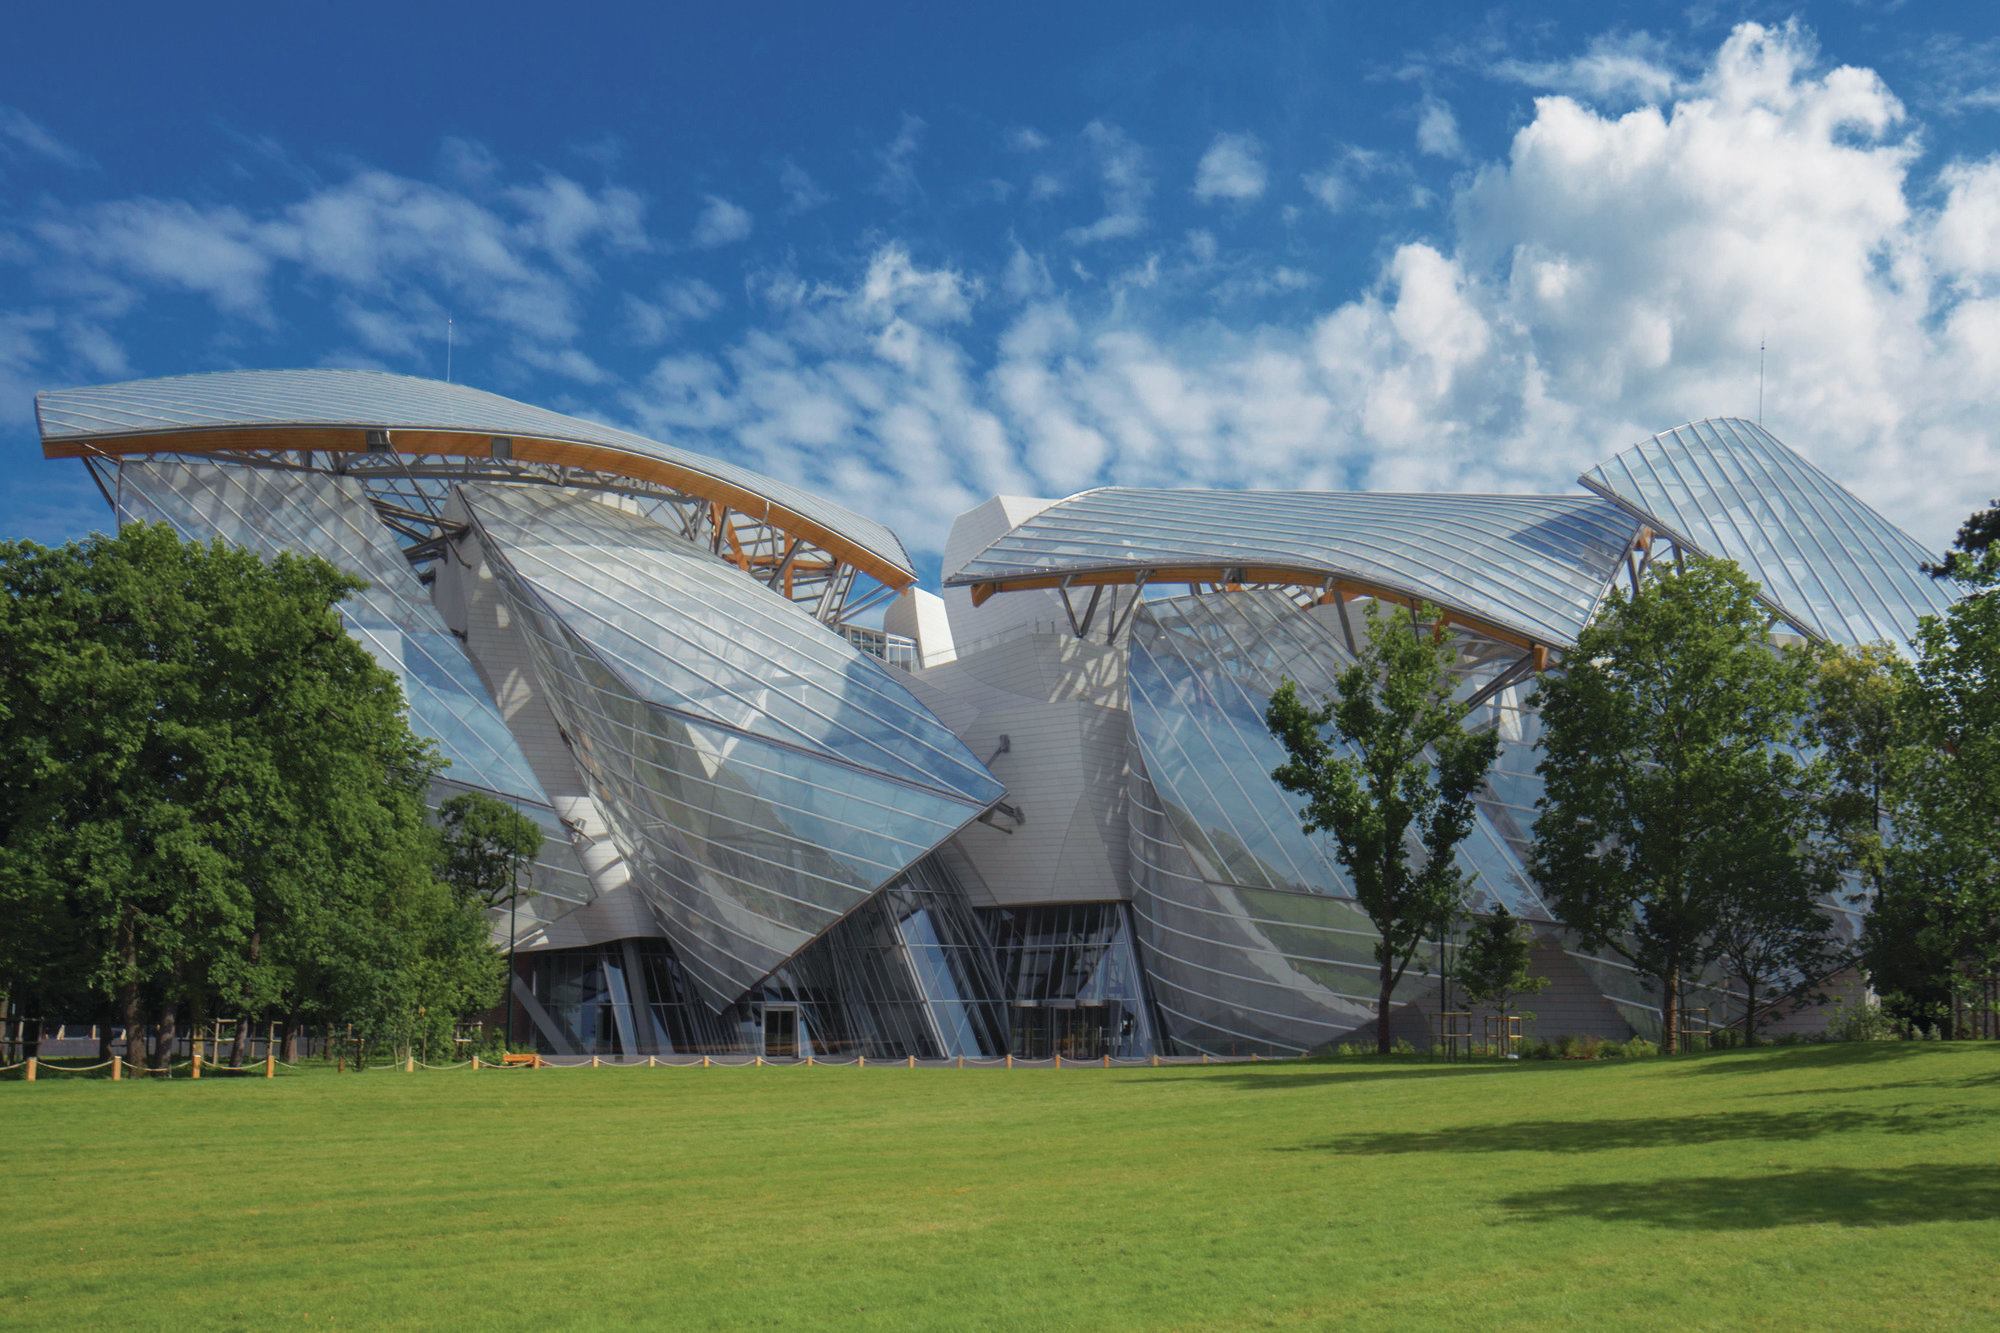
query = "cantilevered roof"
xmin=948 ymin=489 xmax=1642 ymax=648
xmin=35 ymin=368 xmax=915 ymax=586
xmin=1580 ymin=418 xmax=1958 ymax=648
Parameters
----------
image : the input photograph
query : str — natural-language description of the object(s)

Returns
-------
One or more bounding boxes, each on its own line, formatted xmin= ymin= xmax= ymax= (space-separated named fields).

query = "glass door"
xmin=763 ymin=1005 xmax=799 ymax=1059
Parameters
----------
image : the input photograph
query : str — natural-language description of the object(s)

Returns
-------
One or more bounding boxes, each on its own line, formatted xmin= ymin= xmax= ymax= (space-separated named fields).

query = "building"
xmin=33 ymin=370 xmax=1958 ymax=1057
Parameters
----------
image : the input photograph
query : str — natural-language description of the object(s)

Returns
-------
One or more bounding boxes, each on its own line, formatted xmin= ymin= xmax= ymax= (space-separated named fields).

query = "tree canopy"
xmin=1529 ymin=557 xmax=1833 ymax=1052
xmin=1266 ymin=598 xmax=1500 ymax=1054
xmin=0 ymin=523 xmax=506 ymax=1064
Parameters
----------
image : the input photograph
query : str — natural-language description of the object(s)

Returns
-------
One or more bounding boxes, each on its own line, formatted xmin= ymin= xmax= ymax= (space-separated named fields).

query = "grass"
xmin=3 ymin=1045 xmax=1998 ymax=1330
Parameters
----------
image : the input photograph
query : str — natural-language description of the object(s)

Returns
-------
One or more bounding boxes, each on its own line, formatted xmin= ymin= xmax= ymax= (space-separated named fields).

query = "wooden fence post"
xmin=470 ymin=1054 xmax=480 ymax=1071
xmin=406 ymin=1054 xmax=415 ymax=1073
xmin=265 ymin=1052 xmax=274 ymax=1079
xmin=907 ymin=1054 xmax=915 ymax=1069
xmin=112 ymin=1055 xmax=122 ymax=1081
xmin=1005 ymin=1053 xmax=1013 ymax=1069
xmin=591 ymin=1055 xmax=600 ymax=1069
xmin=23 ymin=1057 xmax=34 ymax=1083
xmin=192 ymin=1052 xmax=202 ymax=1080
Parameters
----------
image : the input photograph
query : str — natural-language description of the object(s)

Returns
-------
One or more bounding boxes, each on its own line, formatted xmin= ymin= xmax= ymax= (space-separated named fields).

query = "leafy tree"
xmin=436 ymin=792 xmax=544 ymax=908
xmin=1456 ymin=904 xmax=1548 ymax=1025
xmin=1810 ymin=642 xmax=1911 ymax=903
xmin=1530 ymin=558 xmax=1829 ymax=1053
xmin=435 ymin=790 xmax=542 ymax=1049
xmin=1266 ymin=599 xmax=1500 ymax=1054
xmin=1921 ymin=500 xmax=1999 ymax=579
xmin=1878 ymin=545 xmax=2000 ymax=1031
xmin=0 ymin=522 xmax=505 ymax=1066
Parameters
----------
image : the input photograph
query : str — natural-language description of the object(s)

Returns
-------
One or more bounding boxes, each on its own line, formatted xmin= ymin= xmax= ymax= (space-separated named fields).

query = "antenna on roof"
xmin=446 ymin=316 xmax=454 ymax=384
xmin=1757 ymin=334 xmax=1765 ymax=426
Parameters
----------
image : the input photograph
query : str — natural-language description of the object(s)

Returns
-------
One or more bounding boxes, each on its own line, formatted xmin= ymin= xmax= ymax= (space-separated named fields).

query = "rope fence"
xmin=3 ymin=1048 xmax=1275 ymax=1082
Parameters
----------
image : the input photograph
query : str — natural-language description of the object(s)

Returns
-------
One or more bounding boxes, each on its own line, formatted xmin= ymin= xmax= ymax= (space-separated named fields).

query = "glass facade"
xmin=1581 ymin=417 xmax=1959 ymax=649
xmin=1125 ymin=589 xmax=1562 ymax=1055
xmin=982 ymin=903 xmax=1157 ymax=1058
xmin=41 ymin=372 xmax=1963 ymax=1058
xmin=519 ymin=855 xmax=1010 ymax=1060
xmin=462 ymin=483 xmax=999 ymax=1008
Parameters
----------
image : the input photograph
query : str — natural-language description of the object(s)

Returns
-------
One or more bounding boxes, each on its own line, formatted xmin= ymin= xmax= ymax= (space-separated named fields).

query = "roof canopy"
xmin=1580 ymin=418 xmax=1957 ymax=649
xmin=37 ymin=368 xmax=915 ymax=587
xmin=949 ymin=488 xmax=1642 ymax=649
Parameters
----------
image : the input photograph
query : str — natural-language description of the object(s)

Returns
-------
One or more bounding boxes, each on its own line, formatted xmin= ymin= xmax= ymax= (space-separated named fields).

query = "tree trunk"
xmin=1376 ymin=953 xmax=1396 ymax=1055
xmin=1661 ymin=961 xmax=1681 ymax=1056
xmin=1742 ymin=975 xmax=1758 ymax=1046
xmin=119 ymin=915 xmax=148 ymax=1069
xmin=152 ymin=1000 xmax=178 ymax=1072
xmin=281 ymin=1009 xmax=300 ymax=1064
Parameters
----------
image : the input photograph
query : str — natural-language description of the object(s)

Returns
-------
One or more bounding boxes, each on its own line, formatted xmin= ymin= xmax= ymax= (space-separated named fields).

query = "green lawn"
xmin=4 ymin=1045 xmax=1998 ymax=1330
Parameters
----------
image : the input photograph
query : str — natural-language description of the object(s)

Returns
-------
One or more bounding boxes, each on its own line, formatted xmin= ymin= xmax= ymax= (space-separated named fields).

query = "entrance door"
xmin=763 ymin=1005 xmax=799 ymax=1059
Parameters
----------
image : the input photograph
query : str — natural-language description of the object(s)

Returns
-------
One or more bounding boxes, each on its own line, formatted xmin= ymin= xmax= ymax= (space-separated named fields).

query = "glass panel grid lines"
xmin=1579 ymin=417 xmax=1959 ymax=649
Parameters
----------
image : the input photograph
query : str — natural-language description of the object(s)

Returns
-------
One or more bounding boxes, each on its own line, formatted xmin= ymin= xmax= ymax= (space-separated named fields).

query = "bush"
xmin=1826 ymin=997 xmax=1902 ymax=1043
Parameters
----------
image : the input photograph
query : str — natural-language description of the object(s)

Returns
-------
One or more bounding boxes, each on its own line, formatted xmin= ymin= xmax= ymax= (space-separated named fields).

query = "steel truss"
xmin=116 ymin=449 xmax=887 ymax=625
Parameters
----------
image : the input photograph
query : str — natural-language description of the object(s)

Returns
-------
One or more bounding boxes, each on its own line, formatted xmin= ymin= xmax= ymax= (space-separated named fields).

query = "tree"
xmin=436 ymin=793 xmax=544 ymax=908
xmin=0 ymin=522 xmax=505 ymax=1067
xmin=1921 ymin=501 xmax=1999 ymax=579
xmin=1877 ymin=545 xmax=2000 ymax=1031
xmin=1266 ymin=598 xmax=1501 ymax=1054
xmin=435 ymin=791 xmax=543 ymax=1048
xmin=1456 ymin=904 xmax=1548 ymax=1032
xmin=1530 ymin=558 xmax=1829 ymax=1053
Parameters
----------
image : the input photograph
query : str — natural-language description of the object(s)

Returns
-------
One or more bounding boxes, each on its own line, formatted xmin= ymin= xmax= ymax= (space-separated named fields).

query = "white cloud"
xmin=1492 ymin=31 xmax=1681 ymax=103
xmin=0 ymin=106 xmax=93 ymax=171
xmin=622 ymin=277 xmax=724 ymax=344
xmin=690 ymin=194 xmax=753 ymax=248
xmin=778 ymin=159 xmax=830 ymax=213
xmin=1066 ymin=121 xmax=1151 ymax=244
xmin=874 ymin=113 xmax=926 ymax=203
xmin=37 ymin=199 xmax=275 ymax=317
xmin=1933 ymin=157 xmax=2000 ymax=280
xmin=1194 ymin=133 xmax=1268 ymax=201
xmin=618 ymin=21 xmax=1994 ymax=554
xmin=1416 ymin=96 xmax=1467 ymax=159
xmin=1006 ymin=127 xmax=1049 ymax=152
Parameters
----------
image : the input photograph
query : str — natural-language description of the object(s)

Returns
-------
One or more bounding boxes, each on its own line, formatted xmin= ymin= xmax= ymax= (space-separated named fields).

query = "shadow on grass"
xmin=1678 ymin=1043 xmax=1942 ymax=1075
xmin=1276 ymin=1106 xmax=1983 ymax=1156
xmin=1127 ymin=1063 xmax=1528 ymax=1091
xmin=1498 ymin=1165 xmax=2000 ymax=1230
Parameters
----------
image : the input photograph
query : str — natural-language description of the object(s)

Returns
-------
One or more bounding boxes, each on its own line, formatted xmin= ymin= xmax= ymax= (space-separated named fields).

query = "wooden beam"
xmin=41 ymin=424 xmax=916 ymax=589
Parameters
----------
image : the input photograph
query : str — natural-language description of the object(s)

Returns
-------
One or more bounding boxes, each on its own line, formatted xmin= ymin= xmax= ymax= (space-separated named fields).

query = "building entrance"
xmin=762 ymin=1005 xmax=799 ymax=1059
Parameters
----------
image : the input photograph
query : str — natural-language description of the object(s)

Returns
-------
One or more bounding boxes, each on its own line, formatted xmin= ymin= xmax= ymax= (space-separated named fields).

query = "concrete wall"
xmin=906 ymin=630 xmax=1132 ymax=907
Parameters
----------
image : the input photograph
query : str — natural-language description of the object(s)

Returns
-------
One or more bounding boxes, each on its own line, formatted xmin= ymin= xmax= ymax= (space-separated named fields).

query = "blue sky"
xmin=2 ymin=3 xmax=1996 ymax=580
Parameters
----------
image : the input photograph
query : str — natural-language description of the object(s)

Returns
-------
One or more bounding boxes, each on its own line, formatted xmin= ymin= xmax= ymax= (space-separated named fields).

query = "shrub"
xmin=1621 ymin=1037 xmax=1660 ymax=1058
xmin=1827 ymin=997 xmax=1901 ymax=1043
xmin=1389 ymin=1038 xmax=1418 ymax=1056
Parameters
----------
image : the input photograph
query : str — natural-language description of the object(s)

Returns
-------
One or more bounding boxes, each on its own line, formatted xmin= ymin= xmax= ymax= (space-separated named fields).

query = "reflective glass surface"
xmin=981 ymin=902 xmax=1157 ymax=1058
xmin=467 ymin=489 xmax=995 ymax=1008
xmin=115 ymin=458 xmax=548 ymax=806
xmin=1580 ymin=418 xmax=1959 ymax=648
xmin=952 ymin=488 xmax=1640 ymax=646
xmin=41 ymin=368 xmax=913 ymax=579
xmin=462 ymin=484 xmax=999 ymax=805
xmin=1125 ymin=589 xmax=1552 ymax=1055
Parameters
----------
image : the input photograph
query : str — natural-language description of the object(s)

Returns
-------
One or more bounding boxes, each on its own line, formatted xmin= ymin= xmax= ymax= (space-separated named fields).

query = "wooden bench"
xmin=501 ymin=1052 xmax=542 ymax=1068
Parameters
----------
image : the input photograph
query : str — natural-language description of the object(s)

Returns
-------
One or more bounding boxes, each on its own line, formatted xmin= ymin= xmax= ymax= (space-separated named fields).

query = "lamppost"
xmin=505 ymin=850 xmax=521 ymax=1050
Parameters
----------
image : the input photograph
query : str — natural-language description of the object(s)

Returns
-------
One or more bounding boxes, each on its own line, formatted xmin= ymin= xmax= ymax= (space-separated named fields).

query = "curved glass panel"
xmin=461 ymin=485 xmax=1000 ymax=805
xmin=39 ymin=368 xmax=912 ymax=579
xmin=953 ymin=489 xmax=1640 ymax=646
xmin=1580 ymin=418 xmax=1959 ymax=649
xmin=469 ymin=492 xmax=994 ymax=1008
xmin=114 ymin=458 xmax=548 ymax=806
xmin=1126 ymin=589 xmax=1554 ymax=1055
